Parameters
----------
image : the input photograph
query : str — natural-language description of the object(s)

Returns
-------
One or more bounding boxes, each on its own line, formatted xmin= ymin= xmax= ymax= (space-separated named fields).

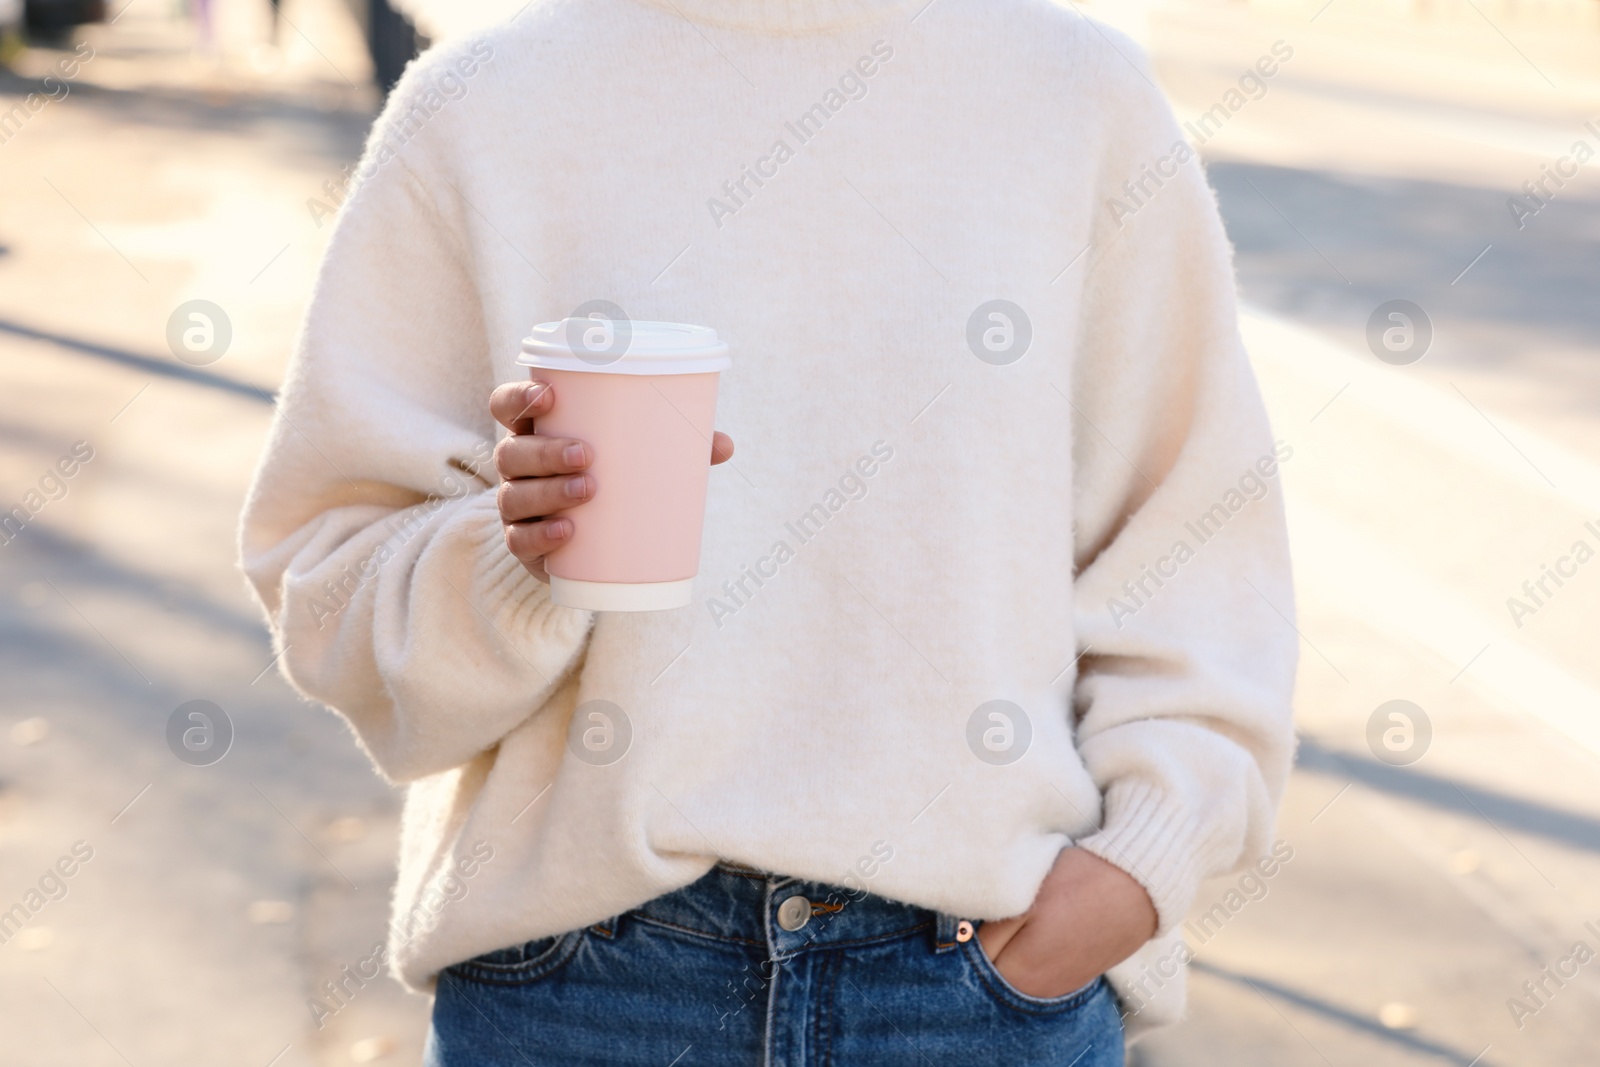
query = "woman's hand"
xmin=976 ymin=847 xmax=1158 ymax=999
xmin=489 ymin=380 xmax=734 ymax=582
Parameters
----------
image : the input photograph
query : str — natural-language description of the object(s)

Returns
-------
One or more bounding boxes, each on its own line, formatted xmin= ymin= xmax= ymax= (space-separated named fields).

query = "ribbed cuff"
xmin=460 ymin=492 xmax=593 ymax=647
xmin=1074 ymin=779 xmax=1208 ymax=937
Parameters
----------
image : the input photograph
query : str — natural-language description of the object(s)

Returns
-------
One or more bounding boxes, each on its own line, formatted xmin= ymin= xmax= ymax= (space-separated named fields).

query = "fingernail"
xmin=564 ymin=476 xmax=587 ymax=499
xmin=563 ymin=443 xmax=585 ymax=465
xmin=528 ymin=380 xmax=550 ymax=399
xmin=547 ymin=518 xmax=570 ymax=538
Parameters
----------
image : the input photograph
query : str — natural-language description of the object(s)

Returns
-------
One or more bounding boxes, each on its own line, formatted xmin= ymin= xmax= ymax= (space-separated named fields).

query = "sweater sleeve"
xmin=238 ymin=107 xmax=593 ymax=783
xmin=1066 ymin=56 xmax=1298 ymax=935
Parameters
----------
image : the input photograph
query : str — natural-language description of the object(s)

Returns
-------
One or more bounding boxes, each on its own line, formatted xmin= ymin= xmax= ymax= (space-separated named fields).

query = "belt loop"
xmin=589 ymin=911 xmax=624 ymax=939
xmin=933 ymin=911 xmax=961 ymax=954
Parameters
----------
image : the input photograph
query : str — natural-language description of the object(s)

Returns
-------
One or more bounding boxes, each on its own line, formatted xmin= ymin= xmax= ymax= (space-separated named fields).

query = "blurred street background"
xmin=2 ymin=0 xmax=1598 ymax=1063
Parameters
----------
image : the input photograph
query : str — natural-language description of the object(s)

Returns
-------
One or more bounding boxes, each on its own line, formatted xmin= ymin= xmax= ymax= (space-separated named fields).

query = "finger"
xmin=494 ymin=434 xmax=590 ymax=480
xmin=710 ymin=431 xmax=734 ymax=465
xmin=489 ymin=380 xmax=555 ymax=433
xmin=503 ymin=516 xmax=572 ymax=563
xmin=497 ymin=473 xmax=592 ymax=523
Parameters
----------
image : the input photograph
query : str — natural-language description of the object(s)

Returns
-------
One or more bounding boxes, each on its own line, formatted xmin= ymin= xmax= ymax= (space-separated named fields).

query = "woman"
xmin=241 ymin=0 xmax=1298 ymax=1062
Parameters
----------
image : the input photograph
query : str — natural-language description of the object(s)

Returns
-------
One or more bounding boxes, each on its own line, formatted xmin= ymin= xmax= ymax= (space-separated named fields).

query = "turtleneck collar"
xmin=629 ymin=0 xmax=921 ymax=34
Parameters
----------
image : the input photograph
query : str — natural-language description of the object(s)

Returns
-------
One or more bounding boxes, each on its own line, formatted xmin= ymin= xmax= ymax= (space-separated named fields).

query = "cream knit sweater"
xmin=240 ymin=0 xmax=1297 ymax=1039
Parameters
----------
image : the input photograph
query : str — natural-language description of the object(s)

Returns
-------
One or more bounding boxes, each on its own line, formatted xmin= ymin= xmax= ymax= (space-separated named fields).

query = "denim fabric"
xmin=425 ymin=863 xmax=1125 ymax=1066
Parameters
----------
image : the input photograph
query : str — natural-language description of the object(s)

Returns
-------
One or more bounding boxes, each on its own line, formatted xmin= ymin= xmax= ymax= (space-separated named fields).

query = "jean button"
xmin=777 ymin=895 xmax=811 ymax=932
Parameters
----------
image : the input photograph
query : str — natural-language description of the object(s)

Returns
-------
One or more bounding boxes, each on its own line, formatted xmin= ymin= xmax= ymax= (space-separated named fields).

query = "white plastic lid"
xmin=518 ymin=318 xmax=731 ymax=375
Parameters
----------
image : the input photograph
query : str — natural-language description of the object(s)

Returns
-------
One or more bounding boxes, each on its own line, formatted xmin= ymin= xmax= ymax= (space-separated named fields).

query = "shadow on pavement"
xmin=1298 ymin=736 xmax=1600 ymax=855
xmin=0 ymin=316 xmax=276 ymax=405
xmin=1190 ymin=958 xmax=1500 ymax=1066
xmin=5 ymin=517 xmax=270 ymax=643
xmin=1211 ymin=159 xmax=1600 ymax=392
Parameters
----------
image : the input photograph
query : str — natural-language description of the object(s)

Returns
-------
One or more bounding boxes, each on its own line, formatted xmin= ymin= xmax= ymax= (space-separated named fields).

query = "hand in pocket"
xmin=976 ymin=848 xmax=1157 ymax=999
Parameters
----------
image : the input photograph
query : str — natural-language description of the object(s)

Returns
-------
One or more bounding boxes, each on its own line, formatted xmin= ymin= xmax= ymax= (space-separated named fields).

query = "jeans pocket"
xmin=444 ymin=928 xmax=585 ymax=987
xmin=962 ymin=934 xmax=1106 ymax=1015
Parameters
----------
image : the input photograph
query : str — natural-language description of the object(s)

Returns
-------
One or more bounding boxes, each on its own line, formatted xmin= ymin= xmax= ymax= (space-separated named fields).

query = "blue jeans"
xmin=425 ymin=862 xmax=1124 ymax=1066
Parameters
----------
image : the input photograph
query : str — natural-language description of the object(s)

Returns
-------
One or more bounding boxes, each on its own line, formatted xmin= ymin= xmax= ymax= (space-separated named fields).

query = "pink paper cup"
xmin=516 ymin=319 xmax=730 ymax=611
